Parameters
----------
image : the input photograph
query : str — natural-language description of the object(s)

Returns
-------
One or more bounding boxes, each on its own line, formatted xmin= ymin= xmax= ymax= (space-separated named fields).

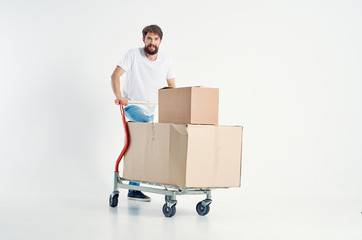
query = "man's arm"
xmin=167 ymin=78 xmax=175 ymax=88
xmin=111 ymin=66 xmax=128 ymax=105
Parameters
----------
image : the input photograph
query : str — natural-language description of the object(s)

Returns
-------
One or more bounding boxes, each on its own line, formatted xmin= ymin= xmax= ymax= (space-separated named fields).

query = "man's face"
xmin=143 ymin=32 xmax=162 ymax=55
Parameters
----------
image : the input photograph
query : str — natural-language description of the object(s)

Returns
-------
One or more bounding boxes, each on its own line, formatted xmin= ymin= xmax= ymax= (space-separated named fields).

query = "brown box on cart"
xmin=123 ymin=122 xmax=243 ymax=188
xmin=158 ymin=87 xmax=219 ymax=125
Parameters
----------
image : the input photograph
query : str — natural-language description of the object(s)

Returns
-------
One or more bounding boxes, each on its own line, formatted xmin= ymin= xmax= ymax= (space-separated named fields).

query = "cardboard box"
xmin=123 ymin=122 xmax=243 ymax=188
xmin=158 ymin=87 xmax=219 ymax=125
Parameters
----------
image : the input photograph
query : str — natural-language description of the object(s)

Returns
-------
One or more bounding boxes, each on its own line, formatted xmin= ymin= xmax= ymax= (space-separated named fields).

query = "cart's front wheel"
xmin=162 ymin=203 xmax=176 ymax=217
xmin=109 ymin=193 xmax=119 ymax=207
xmin=196 ymin=201 xmax=210 ymax=216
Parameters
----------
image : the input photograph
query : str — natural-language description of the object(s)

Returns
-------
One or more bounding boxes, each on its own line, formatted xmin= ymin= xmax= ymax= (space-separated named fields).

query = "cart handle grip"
xmin=114 ymin=99 xmax=158 ymax=105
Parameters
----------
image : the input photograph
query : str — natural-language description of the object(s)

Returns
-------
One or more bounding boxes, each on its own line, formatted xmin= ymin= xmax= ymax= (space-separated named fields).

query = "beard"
xmin=144 ymin=44 xmax=159 ymax=55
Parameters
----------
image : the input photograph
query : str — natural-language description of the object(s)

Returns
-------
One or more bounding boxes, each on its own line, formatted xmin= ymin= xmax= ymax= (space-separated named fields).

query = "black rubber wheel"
xmin=196 ymin=202 xmax=210 ymax=216
xmin=109 ymin=193 xmax=119 ymax=207
xmin=162 ymin=203 xmax=176 ymax=217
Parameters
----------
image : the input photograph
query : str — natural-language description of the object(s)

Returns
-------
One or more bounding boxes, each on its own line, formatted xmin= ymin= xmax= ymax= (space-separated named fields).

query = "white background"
xmin=1 ymin=0 xmax=361 ymax=239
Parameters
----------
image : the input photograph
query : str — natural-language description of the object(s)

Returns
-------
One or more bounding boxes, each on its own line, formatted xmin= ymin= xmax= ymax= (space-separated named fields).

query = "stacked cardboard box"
xmin=123 ymin=87 xmax=243 ymax=188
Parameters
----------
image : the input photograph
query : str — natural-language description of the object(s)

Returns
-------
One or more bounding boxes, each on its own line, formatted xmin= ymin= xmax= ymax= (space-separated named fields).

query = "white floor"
xmin=1 ymin=187 xmax=361 ymax=240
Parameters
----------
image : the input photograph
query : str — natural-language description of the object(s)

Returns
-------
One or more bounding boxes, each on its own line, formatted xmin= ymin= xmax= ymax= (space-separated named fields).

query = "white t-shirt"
xmin=118 ymin=48 xmax=175 ymax=116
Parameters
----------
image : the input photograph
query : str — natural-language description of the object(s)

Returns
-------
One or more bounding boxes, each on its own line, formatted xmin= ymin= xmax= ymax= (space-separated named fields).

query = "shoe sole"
xmin=128 ymin=197 xmax=151 ymax=202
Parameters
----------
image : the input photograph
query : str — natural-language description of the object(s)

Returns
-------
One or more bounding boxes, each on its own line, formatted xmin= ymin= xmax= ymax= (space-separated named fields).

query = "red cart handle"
xmin=114 ymin=99 xmax=157 ymax=172
xmin=114 ymin=99 xmax=122 ymax=105
xmin=114 ymin=100 xmax=130 ymax=173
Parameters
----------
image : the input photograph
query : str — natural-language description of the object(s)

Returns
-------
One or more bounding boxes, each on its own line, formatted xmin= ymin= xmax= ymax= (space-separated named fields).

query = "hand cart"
xmin=109 ymin=99 xmax=214 ymax=217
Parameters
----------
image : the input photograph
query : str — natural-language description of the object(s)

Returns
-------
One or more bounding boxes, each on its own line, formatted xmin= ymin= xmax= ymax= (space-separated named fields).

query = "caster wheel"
xmin=196 ymin=201 xmax=210 ymax=216
xmin=162 ymin=203 xmax=176 ymax=217
xmin=109 ymin=193 xmax=119 ymax=207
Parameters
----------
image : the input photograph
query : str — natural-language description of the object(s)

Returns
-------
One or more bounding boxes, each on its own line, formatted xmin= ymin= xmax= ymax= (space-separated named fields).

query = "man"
xmin=111 ymin=25 xmax=176 ymax=202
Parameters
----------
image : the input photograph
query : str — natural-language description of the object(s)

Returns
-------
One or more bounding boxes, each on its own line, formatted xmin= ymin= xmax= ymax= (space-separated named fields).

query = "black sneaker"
xmin=127 ymin=190 xmax=151 ymax=202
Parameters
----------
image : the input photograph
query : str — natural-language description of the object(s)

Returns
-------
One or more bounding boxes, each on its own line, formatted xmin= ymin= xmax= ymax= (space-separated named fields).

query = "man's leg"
xmin=124 ymin=105 xmax=152 ymax=122
xmin=123 ymin=105 xmax=153 ymax=202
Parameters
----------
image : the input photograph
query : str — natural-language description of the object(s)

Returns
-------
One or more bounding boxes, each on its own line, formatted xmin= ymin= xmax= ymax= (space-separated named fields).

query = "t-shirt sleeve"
xmin=117 ymin=49 xmax=134 ymax=71
xmin=166 ymin=60 xmax=176 ymax=79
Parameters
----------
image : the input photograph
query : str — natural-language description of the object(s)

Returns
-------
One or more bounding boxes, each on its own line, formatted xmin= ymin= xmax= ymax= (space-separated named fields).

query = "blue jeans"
xmin=124 ymin=105 xmax=154 ymax=189
xmin=124 ymin=105 xmax=154 ymax=122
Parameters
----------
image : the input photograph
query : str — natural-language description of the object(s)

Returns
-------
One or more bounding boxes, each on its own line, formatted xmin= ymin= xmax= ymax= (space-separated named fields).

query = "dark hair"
xmin=142 ymin=25 xmax=163 ymax=39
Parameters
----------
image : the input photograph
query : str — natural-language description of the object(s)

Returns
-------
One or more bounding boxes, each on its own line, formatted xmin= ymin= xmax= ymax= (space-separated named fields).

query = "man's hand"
xmin=119 ymin=97 xmax=128 ymax=106
xmin=167 ymin=78 xmax=175 ymax=88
